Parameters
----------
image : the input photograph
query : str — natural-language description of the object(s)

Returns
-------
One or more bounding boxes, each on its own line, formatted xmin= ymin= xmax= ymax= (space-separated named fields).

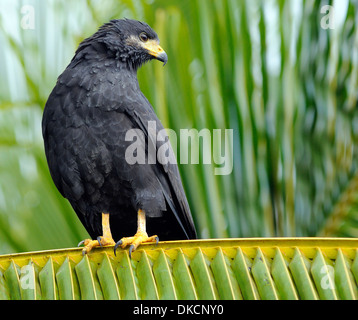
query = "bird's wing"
xmin=124 ymin=97 xmax=197 ymax=239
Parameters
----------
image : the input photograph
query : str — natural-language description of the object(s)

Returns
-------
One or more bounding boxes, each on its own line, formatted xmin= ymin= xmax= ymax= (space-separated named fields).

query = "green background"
xmin=0 ymin=0 xmax=357 ymax=254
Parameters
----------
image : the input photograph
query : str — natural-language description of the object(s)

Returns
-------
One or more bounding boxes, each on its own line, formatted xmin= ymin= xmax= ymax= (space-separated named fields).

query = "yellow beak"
xmin=142 ymin=40 xmax=168 ymax=65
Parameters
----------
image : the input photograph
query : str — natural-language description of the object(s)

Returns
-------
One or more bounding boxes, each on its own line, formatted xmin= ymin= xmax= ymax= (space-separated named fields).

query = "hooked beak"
xmin=142 ymin=40 xmax=168 ymax=66
xmin=155 ymin=51 xmax=168 ymax=66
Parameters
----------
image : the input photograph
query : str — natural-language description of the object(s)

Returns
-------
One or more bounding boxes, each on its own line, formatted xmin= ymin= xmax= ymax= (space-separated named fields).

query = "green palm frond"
xmin=320 ymin=173 xmax=358 ymax=237
xmin=1 ymin=238 xmax=358 ymax=300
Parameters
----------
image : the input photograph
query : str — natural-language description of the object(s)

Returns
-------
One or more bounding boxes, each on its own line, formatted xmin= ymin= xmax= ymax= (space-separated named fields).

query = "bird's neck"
xmin=114 ymin=62 xmax=141 ymax=89
xmin=73 ymin=41 xmax=141 ymax=76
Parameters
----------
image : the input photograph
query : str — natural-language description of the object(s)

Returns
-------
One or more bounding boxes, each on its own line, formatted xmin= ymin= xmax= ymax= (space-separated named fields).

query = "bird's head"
xmin=81 ymin=18 xmax=168 ymax=70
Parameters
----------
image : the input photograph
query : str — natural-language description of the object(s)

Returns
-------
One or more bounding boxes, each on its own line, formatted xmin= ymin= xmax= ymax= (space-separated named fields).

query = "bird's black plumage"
xmin=42 ymin=19 xmax=197 ymax=242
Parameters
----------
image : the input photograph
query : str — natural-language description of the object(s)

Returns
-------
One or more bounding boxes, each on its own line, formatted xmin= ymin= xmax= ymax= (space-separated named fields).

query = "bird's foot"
xmin=114 ymin=232 xmax=159 ymax=258
xmin=78 ymin=236 xmax=115 ymax=255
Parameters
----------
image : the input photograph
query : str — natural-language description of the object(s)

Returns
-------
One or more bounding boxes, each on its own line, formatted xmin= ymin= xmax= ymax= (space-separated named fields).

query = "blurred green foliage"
xmin=0 ymin=0 xmax=357 ymax=254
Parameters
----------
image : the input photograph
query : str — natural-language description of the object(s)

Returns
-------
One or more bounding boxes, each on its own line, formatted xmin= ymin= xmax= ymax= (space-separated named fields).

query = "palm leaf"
xmin=320 ymin=172 xmax=358 ymax=237
xmin=1 ymin=238 xmax=358 ymax=300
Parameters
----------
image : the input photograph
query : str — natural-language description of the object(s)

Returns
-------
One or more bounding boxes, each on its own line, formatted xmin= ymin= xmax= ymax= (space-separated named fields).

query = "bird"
xmin=42 ymin=18 xmax=197 ymax=256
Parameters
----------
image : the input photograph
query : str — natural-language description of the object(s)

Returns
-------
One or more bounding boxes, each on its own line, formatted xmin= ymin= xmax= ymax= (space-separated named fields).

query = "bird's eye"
xmin=139 ymin=32 xmax=148 ymax=42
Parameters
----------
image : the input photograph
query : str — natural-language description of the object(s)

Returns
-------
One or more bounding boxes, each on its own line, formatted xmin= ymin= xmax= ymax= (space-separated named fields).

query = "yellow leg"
xmin=78 ymin=213 xmax=115 ymax=255
xmin=114 ymin=209 xmax=159 ymax=257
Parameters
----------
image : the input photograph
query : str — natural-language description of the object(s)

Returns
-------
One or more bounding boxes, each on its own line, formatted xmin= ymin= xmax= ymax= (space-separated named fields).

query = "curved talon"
xmin=97 ymin=236 xmax=103 ymax=247
xmin=129 ymin=245 xmax=135 ymax=259
xmin=77 ymin=213 xmax=115 ymax=254
xmin=113 ymin=233 xmax=158 ymax=258
xmin=78 ymin=240 xmax=85 ymax=247
xmin=114 ymin=240 xmax=122 ymax=256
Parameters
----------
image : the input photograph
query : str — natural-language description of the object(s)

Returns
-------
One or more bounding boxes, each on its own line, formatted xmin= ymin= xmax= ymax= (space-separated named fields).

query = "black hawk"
xmin=42 ymin=18 xmax=197 ymax=256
